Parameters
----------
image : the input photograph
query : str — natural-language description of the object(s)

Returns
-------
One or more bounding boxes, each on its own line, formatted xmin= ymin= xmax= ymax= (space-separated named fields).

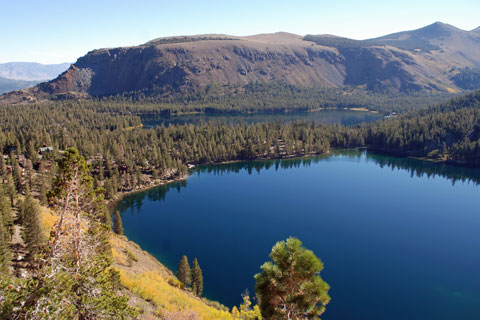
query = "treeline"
xmin=0 ymin=100 xmax=337 ymax=200
xmin=104 ymin=82 xmax=453 ymax=114
xmin=363 ymin=90 xmax=480 ymax=165
xmin=0 ymin=90 xmax=479 ymax=205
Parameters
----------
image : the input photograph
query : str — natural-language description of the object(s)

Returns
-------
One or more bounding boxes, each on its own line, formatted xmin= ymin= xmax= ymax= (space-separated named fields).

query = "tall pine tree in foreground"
xmin=192 ymin=258 xmax=203 ymax=297
xmin=255 ymin=237 xmax=330 ymax=320
xmin=177 ymin=255 xmax=192 ymax=287
xmin=0 ymin=148 xmax=137 ymax=319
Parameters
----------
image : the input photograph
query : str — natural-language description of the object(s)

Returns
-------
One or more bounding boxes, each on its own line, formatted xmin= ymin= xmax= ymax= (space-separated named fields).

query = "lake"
xmin=140 ymin=109 xmax=382 ymax=127
xmin=116 ymin=150 xmax=480 ymax=320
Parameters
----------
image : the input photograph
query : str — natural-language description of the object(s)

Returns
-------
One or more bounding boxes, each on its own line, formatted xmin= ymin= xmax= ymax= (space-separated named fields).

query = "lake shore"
xmin=107 ymin=174 xmax=188 ymax=212
xmin=109 ymin=146 xmax=480 ymax=211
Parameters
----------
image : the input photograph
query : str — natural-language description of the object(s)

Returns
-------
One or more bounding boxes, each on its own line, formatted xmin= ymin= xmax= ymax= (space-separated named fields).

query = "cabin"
xmin=39 ymin=146 xmax=54 ymax=153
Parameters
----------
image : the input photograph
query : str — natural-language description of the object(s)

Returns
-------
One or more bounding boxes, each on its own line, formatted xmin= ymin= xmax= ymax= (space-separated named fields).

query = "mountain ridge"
xmin=0 ymin=76 xmax=39 ymax=94
xmin=2 ymin=22 xmax=480 ymax=105
xmin=0 ymin=62 xmax=71 ymax=81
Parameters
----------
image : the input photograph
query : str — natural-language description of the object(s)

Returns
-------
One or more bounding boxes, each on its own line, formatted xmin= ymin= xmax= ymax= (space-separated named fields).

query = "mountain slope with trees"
xmin=0 ymin=84 xmax=479 ymax=319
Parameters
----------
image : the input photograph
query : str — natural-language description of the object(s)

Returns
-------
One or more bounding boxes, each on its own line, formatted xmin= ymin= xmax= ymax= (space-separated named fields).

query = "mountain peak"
xmin=417 ymin=21 xmax=461 ymax=36
xmin=472 ymin=26 xmax=480 ymax=33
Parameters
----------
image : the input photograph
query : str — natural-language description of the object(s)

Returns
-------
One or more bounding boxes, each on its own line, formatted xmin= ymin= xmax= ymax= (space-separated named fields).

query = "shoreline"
xmin=107 ymin=174 xmax=189 ymax=212
xmin=108 ymin=146 xmax=480 ymax=311
xmin=107 ymin=150 xmax=333 ymax=211
xmin=109 ymin=147 xmax=479 ymax=211
xmin=136 ymin=106 xmax=382 ymax=118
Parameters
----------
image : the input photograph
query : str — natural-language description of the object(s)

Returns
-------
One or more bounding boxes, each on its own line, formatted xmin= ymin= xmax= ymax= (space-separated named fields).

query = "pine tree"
xmin=38 ymin=182 xmax=47 ymax=206
xmin=176 ymin=255 xmax=191 ymax=287
xmin=1 ymin=148 xmax=137 ymax=319
xmin=13 ymin=161 xmax=23 ymax=193
xmin=24 ymin=159 xmax=33 ymax=190
xmin=26 ymin=140 xmax=37 ymax=162
xmin=0 ymin=187 xmax=13 ymax=240
xmin=103 ymin=207 xmax=112 ymax=228
xmin=5 ymin=174 xmax=16 ymax=207
xmin=0 ymin=155 xmax=6 ymax=179
xmin=21 ymin=193 xmax=44 ymax=263
xmin=255 ymin=237 xmax=330 ymax=319
xmin=0 ymin=199 xmax=11 ymax=275
xmin=113 ymin=210 xmax=124 ymax=235
xmin=192 ymin=258 xmax=203 ymax=297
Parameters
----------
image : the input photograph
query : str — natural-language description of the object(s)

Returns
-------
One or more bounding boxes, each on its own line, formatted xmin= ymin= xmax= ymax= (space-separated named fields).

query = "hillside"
xmin=362 ymin=89 xmax=480 ymax=165
xmin=2 ymin=22 xmax=480 ymax=105
xmin=14 ymin=183 xmax=235 ymax=319
xmin=110 ymin=235 xmax=234 ymax=319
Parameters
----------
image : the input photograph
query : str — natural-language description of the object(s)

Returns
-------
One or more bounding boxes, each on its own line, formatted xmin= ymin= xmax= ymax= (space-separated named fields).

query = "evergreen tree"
xmin=103 ymin=207 xmax=112 ymax=228
xmin=0 ymin=187 xmax=13 ymax=240
xmin=13 ymin=161 xmax=23 ymax=193
xmin=24 ymin=159 xmax=33 ymax=190
xmin=0 ymin=199 xmax=11 ymax=275
xmin=5 ymin=174 xmax=16 ymax=207
xmin=176 ymin=255 xmax=191 ymax=287
xmin=38 ymin=182 xmax=47 ymax=206
xmin=192 ymin=258 xmax=203 ymax=297
xmin=113 ymin=210 xmax=124 ymax=235
xmin=255 ymin=237 xmax=330 ymax=320
xmin=21 ymin=193 xmax=44 ymax=263
xmin=0 ymin=148 xmax=137 ymax=319
xmin=0 ymin=155 xmax=6 ymax=179
xmin=26 ymin=140 xmax=37 ymax=162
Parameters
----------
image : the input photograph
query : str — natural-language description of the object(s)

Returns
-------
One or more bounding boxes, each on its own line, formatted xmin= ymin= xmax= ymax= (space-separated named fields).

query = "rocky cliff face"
xmin=3 ymin=23 xmax=480 ymax=104
xmin=36 ymin=34 xmax=349 ymax=97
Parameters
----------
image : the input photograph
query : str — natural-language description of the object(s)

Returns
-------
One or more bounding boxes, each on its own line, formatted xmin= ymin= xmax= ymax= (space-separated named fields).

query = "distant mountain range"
xmin=0 ymin=62 xmax=71 ymax=81
xmin=0 ymin=62 xmax=70 ymax=95
xmin=2 ymin=22 xmax=480 ymax=104
xmin=0 ymin=77 xmax=40 ymax=95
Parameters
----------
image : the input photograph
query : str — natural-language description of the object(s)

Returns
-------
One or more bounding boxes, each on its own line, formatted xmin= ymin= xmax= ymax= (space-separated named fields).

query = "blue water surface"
xmin=117 ymin=150 xmax=480 ymax=320
xmin=140 ymin=109 xmax=382 ymax=127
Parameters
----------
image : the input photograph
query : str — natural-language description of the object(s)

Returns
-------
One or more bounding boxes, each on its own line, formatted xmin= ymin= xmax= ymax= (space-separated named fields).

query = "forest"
xmin=104 ymin=82 xmax=453 ymax=114
xmin=0 ymin=85 xmax=479 ymax=318
xmin=0 ymin=89 xmax=479 ymax=203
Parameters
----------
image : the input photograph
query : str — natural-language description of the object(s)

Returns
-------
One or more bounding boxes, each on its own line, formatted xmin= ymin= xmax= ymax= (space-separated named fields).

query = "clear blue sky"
xmin=1 ymin=0 xmax=479 ymax=64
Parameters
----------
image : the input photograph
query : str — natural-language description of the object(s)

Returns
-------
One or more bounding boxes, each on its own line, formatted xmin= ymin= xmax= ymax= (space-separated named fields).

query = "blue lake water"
xmin=140 ymin=109 xmax=382 ymax=127
xmin=116 ymin=150 xmax=480 ymax=320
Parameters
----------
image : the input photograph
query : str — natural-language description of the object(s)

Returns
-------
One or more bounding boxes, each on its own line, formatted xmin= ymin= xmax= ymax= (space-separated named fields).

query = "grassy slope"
xmin=38 ymin=206 xmax=233 ymax=320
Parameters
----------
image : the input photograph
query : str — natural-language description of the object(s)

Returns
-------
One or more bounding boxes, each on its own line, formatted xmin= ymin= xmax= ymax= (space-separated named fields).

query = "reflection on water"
xmin=118 ymin=150 xmax=480 ymax=214
xmin=116 ymin=180 xmax=187 ymax=214
xmin=140 ymin=109 xmax=382 ymax=128
xmin=116 ymin=149 xmax=480 ymax=320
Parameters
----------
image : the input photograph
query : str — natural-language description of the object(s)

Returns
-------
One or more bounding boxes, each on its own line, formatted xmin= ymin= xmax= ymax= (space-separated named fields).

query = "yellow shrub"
xmin=39 ymin=206 xmax=58 ymax=238
xmin=118 ymin=269 xmax=234 ymax=320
